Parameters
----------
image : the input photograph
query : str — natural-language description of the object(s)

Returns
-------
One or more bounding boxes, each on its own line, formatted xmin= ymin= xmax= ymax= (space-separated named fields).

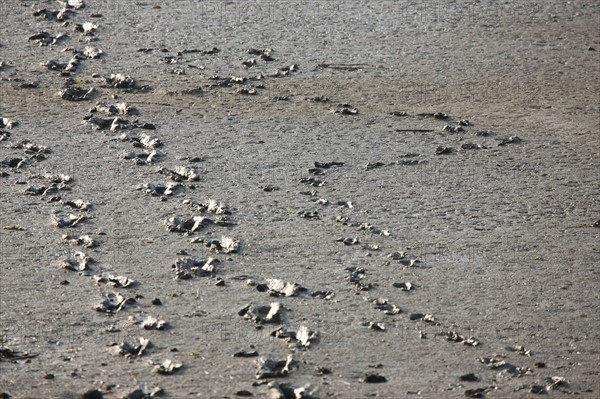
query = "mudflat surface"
xmin=0 ymin=1 xmax=598 ymax=398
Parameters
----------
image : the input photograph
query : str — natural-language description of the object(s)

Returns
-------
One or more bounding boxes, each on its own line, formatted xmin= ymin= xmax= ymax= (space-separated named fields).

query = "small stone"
xmin=362 ymin=374 xmax=387 ymax=383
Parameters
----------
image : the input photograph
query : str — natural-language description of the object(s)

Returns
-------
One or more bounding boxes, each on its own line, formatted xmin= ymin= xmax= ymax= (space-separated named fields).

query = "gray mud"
xmin=0 ymin=1 xmax=599 ymax=398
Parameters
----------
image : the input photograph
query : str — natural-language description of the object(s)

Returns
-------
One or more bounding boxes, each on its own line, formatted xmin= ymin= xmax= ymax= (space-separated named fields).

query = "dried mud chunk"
xmin=265 ymin=278 xmax=306 ymax=297
xmin=298 ymin=210 xmax=319 ymax=219
xmin=44 ymin=173 xmax=72 ymax=184
xmin=134 ymin=122 xmax=156 ymax=130
xmin=269 ymin=65 xmax=298 ymax=77
xmin=62 ymin=199 xmax=91 ymax=211
xmin=506 ymin=345 xmax=531 ymax=356
xmin=393 ymin=281 xmax=414 ymax=291
xmin=372 ymin=298 xmax=401 ymax=315
xmin=172 ymin=257 xmax=219 ymax=279
xmin=261 ymin=185 xmax=279 ymax=192
xmin=477 ymin=356 xmax=519 ymax=375
xmin=61 ymin=87 xmax=95 ymax=101
xmin=95 ymin=291 xmax=135 ymax=313
xmin=0 ymin=347 xmax=38 ymax=361
xmin=191 ymin=235 xmax=239 ymax=253
xmin=94 ymin=274 xmax=136 ymax=288
xmin=363 ymin=321 xmax=386 ymax=331
xmin=409 ymin=313 xmax=436 ymax=323
xmin=246 ymin=48 xmax=268 ymax=55
xmin=2 ymin=225 xmax=25 ymax=231
xmin=416 ymin=112 xmax=449 ymax=119
xmin=1 ymin=157 xmax=25 ymax=168
xmin=90 ymin=101 xmax=133 ymax=116
xmin=41 ymin=59 xmax=67 ymax=71
xmin=128 ymin=315 xmax=168 ymax=330
xmin=237 ymin=87 xmax=257 ymax=95
xmin=464 ymin=388 xmax=490 ymax=398
xmin=81 ymin=388 xmax=103 ymax=399
xmin=268 ymin=382 xmax=318 ymax=399
xmin=23 ymin=185 xmax=47 ymax=195
xmin=202 ymin=47 xmax=220 ymax=54
xmin=103 ymin=73 xmax=135 ymax=88
xmin=33 ymin=8 xmax=65 ymax=21
xmin=307 ymin=95 xmax=329 ymax=103
xmin=442 ymin=125 xmax=464 ymax=133
xmin=336 ymin=200 xmax=353 ymax=208
xmin=337 ymin=237 xmax=359 ymax=245
xmin=113 ymin=336 xmax=150 ymax=358
xmin=271 ymin=325 xmax=318 ymax=348
xmin=529 ymin=385 xmax=546 ymax=394
xmin=498 ymin=136 xmax=522 ymax=146
xmin=183 ymin=198 xmax=230 ymax=214
xmin=61 ymin=251 xmax=91 ymax=271
xmin=239 ymin=303 xmax=284 ymax=324
xmin=25 ymin=183 xmax=66 ymax=196
xmin=333 ymin=107 xmax=358 ymax=115
xmin=164 ymin=216 xmax=212 ymax=233
xmin=233 ymin=350 xmax=259 ymax=358
xmin=345 ymin=267 xmax=372 ymax=291
xmin=52 ymin=213 xmax=87 ymax=227
xmin=435 ymin=146 xmax=453 ymax=155
xmin=59 ymin=0 xmax=85 ymax=10
xmin=111 ymin=117 xmax=131 ymax=131
xmin=365 ymin=162 xmax=385 ymax=170
xmin=0 ymin=118 xmax=17 ymax=129
xmin=359 ymin=223 xmax=389 ymax=236
xmin=122 ymin=150 xmax=158 ymax=165
xmin=545 ymin=376 xmax=569 ymax=390
xmin=84 ymin=116 xmax=113 ymax=130
xmin=256 ymin=354 xmax=296 ymax=379
xmin=73 ymin=22 xmax=97 ymax=35
xmin=361 ymin=374 xmax=387 ymax=383
xmin=149 ymin=359 xmax=182 ymax=374
xmin=314 ymin=161 xmax=344 ymax=168
xmin=123 ymin=385 xmax=163 ymax=399
xmin=9 ymin=140 xmax=50 ymax=155
xmin=120 ymin=133 xmax=162 ymax=148
xmin=298 ymin=177 xmax=324 ymax=187
xmin=441 ymin=331 xmax=480 ymax=346
xmin=82 ymin=46 xmax=103 ymax=59
xmin=219 ymin=236 xmax=239 ymax=253
xmin=159 ymin=165 xmax=200 ymax=181
xmin=137 ymin=182 xmax=182 ymax=197
xmin=311 ymin=290 xmax=334 ymax=300
xmin=29 ymin=31 xmax=68 ymax=46
xmin=399 ymin=258 xmax=421 ymax=268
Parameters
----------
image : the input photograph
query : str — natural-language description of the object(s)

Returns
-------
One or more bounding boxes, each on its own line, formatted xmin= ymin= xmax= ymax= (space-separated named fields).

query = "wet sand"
xmin=0 ymin=1 xmax=599 ymax=398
